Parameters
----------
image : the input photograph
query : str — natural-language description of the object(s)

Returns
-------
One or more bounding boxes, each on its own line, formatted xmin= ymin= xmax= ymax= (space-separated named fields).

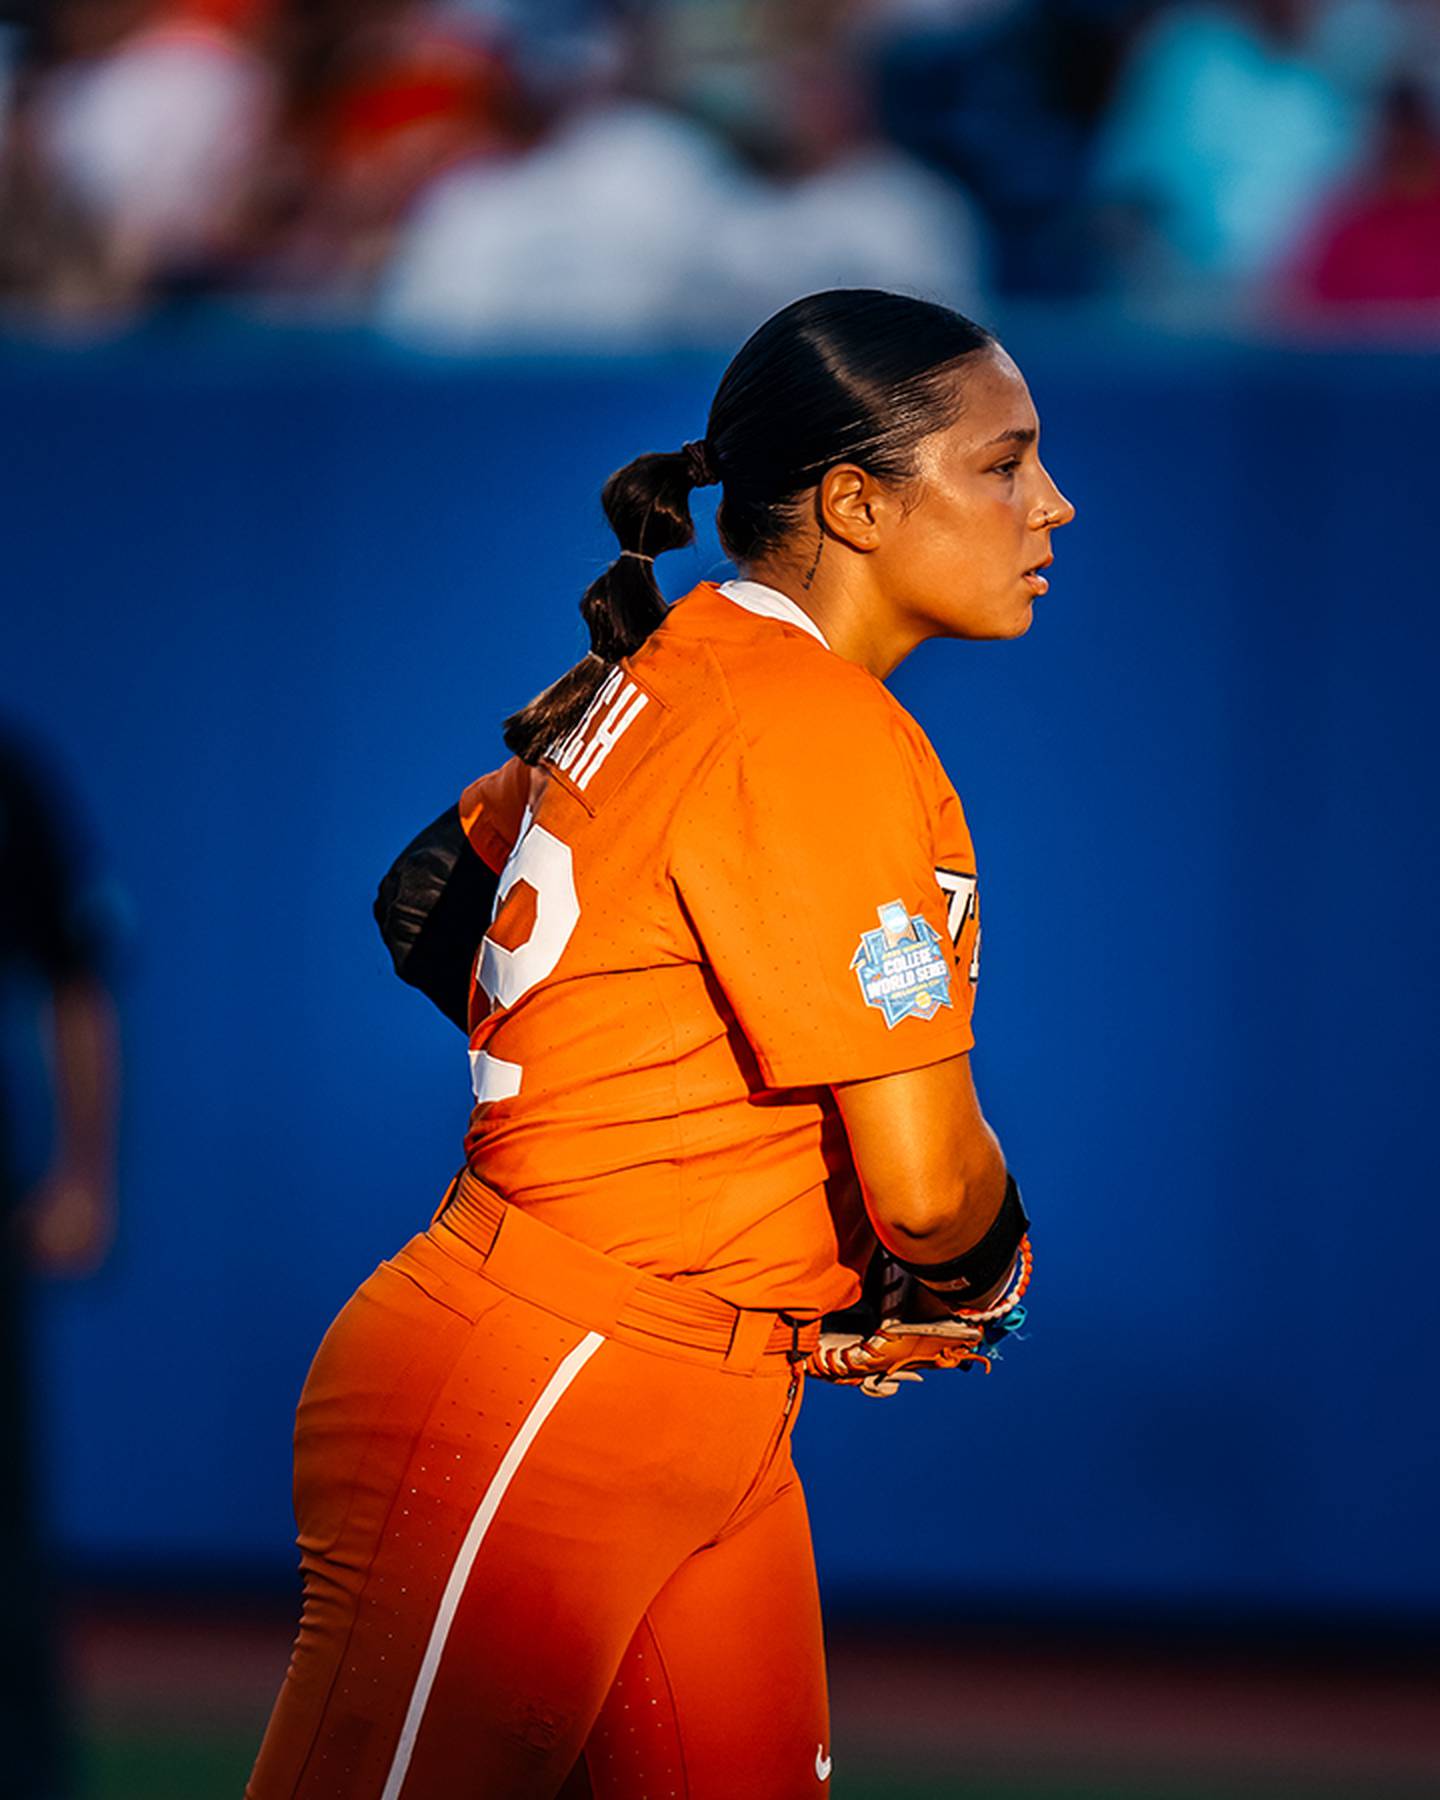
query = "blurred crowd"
xmin=1 ymin=0 xmax=1438 ymax=345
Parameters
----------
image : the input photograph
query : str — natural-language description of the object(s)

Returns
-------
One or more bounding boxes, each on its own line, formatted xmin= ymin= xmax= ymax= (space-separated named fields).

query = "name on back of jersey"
xmin=545 ymin=665 xmax=661 ymax=809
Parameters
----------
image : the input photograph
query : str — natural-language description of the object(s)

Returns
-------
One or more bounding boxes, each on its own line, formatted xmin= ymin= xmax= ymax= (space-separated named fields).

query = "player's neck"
xmin=739 ymin=557 xmax=921 ymax=681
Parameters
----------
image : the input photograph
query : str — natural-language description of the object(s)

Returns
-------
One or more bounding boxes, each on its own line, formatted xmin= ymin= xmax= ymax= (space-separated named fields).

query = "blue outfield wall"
xmin=2 ymin=325 xmax=1437 ymax=1616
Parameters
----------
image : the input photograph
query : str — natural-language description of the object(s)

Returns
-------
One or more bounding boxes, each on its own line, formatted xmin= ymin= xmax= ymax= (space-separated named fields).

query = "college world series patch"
xmin=851 ymin=900 xmax=954 ymax=1028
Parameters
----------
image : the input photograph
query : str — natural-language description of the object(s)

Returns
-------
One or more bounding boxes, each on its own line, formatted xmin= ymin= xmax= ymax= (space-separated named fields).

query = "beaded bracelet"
xmin=944 ymin=1234 xmax=1033 ymax=1325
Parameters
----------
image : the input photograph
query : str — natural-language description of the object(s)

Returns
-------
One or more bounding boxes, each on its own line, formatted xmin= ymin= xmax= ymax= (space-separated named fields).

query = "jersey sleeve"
xmin=673 ymin=688 xmax=977 ymax=1090
xmin=459 ymin=757 xmax=533 ymax=872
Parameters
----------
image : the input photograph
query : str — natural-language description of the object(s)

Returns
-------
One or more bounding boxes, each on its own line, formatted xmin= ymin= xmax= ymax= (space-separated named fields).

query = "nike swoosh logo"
xmin=815 ymin=1746 xmax=832 ymax=1781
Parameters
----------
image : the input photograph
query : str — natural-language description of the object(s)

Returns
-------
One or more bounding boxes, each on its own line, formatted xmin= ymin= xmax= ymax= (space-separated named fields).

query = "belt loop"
xmin=779 ymin=1311 xmax=806 ymax=1364
xmin=722 ymin=1310 xmax=775 ymax=1373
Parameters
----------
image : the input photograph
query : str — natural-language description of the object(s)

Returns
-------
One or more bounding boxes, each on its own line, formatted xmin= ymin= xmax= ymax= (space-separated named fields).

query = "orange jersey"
xmin=458 ymin=581 xmax=982 ymax=1314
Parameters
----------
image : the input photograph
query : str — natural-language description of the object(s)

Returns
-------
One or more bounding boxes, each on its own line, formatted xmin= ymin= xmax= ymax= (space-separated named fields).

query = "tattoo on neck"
xmin=801 ymin=531 xmax=825 ymax=590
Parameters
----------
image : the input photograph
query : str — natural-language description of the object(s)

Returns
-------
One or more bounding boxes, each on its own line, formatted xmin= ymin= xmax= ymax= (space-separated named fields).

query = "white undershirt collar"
xmin=716 ymin=579 xmax=831 ymax=650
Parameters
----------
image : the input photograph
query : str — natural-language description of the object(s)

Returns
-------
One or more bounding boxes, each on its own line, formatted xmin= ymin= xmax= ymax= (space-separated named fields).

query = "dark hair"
xmin=504 ymin=289 xmax=995 ymax=762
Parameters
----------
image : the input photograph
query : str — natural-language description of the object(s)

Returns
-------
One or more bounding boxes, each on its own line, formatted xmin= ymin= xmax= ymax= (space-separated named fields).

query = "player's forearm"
xmin=46 ymin=976 xmax=118 ymax=1181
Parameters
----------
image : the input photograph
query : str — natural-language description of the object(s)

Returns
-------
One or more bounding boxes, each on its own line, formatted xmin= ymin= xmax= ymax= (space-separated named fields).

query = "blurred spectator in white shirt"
xmin=698 ymin=49 xmax=987 ymax=333
xmin=377 ymin=98 xmax=733 ymax=347
xmin=15 ymin=0 xmax=276 ymax=315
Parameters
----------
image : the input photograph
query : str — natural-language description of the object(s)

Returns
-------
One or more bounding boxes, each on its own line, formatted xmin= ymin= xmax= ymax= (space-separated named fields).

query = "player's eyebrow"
xmin=979 ymin=427 xmax=1037 ymax=450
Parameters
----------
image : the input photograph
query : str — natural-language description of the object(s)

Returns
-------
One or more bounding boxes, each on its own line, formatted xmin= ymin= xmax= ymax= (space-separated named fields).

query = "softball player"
xmin=247 ymin=288 xmax=1072 ymax=1799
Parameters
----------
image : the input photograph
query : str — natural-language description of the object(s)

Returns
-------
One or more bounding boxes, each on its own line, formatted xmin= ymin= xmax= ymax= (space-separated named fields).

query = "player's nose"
xmin=1038 ymin=462 xmax=1076 ymax=528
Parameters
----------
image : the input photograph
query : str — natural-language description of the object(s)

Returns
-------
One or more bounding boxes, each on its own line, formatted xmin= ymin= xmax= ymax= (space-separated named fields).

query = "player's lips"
xmin=1021 ymin=555 xmax=1053 ymax=596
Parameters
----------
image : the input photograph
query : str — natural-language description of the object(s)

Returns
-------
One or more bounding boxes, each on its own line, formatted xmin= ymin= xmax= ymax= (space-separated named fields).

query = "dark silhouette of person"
xmin=0 ymin=726 xmax=119 ymax=1800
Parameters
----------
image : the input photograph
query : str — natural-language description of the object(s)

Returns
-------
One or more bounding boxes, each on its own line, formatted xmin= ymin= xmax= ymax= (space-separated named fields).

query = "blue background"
xmin=4 ymin=327 xmax=1436 ymax=1616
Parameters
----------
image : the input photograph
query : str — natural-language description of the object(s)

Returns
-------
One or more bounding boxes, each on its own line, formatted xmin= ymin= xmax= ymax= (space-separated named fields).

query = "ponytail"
xmin=504 ymin=439 xmax=719 ymax=763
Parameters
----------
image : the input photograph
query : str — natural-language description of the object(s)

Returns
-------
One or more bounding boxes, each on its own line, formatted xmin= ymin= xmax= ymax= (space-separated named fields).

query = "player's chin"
xmin=945 ymin=592 xmax=1036 ymax=641
xmin=976 ymin=600 xmax=1036 ymax=641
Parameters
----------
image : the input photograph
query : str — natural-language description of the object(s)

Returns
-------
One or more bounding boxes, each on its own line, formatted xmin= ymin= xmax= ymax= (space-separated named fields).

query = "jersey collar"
xmin=716 ymin=579 xmax=832 ymax=651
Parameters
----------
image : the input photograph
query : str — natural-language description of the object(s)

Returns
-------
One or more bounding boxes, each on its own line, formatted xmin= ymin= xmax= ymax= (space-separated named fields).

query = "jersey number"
xmin=470 ymin=809 xmax=579 ymax=1102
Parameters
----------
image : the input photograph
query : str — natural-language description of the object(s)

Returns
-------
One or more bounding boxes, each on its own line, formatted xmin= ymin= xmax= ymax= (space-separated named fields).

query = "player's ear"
xmin=818 ymin=464 xmax=886 ymax=554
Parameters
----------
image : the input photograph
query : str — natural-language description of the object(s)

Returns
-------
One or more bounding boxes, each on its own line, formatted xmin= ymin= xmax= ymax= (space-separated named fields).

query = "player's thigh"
xmin=246 ymin=1247 xmax=537 ymax=1798
xmin=583 ymin=1466 xmax=830 ymax=1800
xmin=249 ymin=1240 xmax=793 ymax=1799
xmin=392 ymin=1338 xmax=796 ymax=1798
xmin=250 ymin=1264 xmax=612 ymax=1800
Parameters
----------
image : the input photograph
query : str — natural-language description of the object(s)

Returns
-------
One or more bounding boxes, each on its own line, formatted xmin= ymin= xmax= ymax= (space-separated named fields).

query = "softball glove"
xmin=806 ymin=1241 xmax=1030 ymax=1398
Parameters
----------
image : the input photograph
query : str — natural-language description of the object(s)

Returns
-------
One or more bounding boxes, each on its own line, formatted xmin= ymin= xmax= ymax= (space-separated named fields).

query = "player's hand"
xmin=19 ymin=1165 xmax=116 ymax=1276
xmin=806 ymin=1247 xmax=1029 ymax=1398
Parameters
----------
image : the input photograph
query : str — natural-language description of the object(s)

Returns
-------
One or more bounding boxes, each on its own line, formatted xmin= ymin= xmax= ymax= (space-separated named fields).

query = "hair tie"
xmin=619 ymin=548 xmax=655 ymax=563
xmin=682 ymin=438 xmax=718 ymax=489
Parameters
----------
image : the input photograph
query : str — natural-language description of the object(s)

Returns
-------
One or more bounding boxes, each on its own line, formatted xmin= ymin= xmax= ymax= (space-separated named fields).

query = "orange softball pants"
xmin=246 ymin=1172 xmax=830 ymax=1800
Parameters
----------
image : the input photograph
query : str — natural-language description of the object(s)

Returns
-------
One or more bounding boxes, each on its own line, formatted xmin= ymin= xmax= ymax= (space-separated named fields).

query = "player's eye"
xmin=990 ymin=458 xmax=1020 ymax=477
